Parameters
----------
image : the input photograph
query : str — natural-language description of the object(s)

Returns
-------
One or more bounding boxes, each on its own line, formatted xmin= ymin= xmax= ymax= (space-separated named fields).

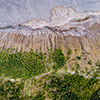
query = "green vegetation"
xmin=0 ymin=48 xmax=100 ymax=99
xmin=45 ymin=74 xmax=100 ymax=100
xmin=77 ymin=56 xmax=81 ymax=60
xmin=67 ymin=48 xmax=72 ymax=56
xmin=88 ymin=60 xmax=92 ymax=65
xmin=0 ymin=48 xmax=66 ymax=79
xmin=67 ymin=48 xmax=72 ymax=60
xmin=0 ymin=79 xmax=24 ymax=100
xmin=33 ymin=91 xmax=46 ymax=100
xmin=52 ymin=49 xmax=66 ymax=67
xmin=0 ymin=73 xmax=100 ymax=100
xmin=0 ymin=49 xmax=47 ymax=78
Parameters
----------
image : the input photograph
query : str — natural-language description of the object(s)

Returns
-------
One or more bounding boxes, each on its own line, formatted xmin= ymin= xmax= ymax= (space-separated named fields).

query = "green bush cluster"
xmin=52 ymin=49 xmax=66 ymax=67
xmin=67 ymin=48 xmax=72 ymax=60
xmin=0 ymin=48 xmax=66 ymax=79
xmin=0 ymin=48 xmax=47 ymax=78
xmin=44 ymin=74 xmax=100 ymax=100
xmin=0 ymin=79 xmax=24 ymax=100
xmin=1 ymin=73 xmax=100 ymax=100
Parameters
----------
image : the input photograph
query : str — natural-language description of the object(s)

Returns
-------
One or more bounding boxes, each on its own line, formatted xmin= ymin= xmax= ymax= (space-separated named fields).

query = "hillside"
xmin=0 ymin=6 xmax=100 ymax=100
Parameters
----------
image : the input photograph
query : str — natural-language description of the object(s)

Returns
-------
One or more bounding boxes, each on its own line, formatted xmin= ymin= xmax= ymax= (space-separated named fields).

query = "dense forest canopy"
xmin=0 ymin=48 xmax=100 ymax=100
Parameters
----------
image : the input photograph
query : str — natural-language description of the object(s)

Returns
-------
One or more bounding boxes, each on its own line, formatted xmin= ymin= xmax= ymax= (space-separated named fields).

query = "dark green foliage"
xmin=76 ymin=64 xmax=80 ymax=70
xmin=0 ymin=80 xmax=24 ymax=100
xmin=46 ymin=74 xmax=100 ymax=100
xmin=67 ymin=48 xmax=72 ymax=56
xmin=0 ymin=49 xmax=47 ymax=78
xmin=88 ymin=60 xmax=92 ymax=65
xmin=52 ymin=64 xmax=58 ymax=72
xmin=61 ymin=91 xmax=79 ymax=100
xmin=90 ymin=88 xmax=100 ymax=100
xmin=33 ymin=91 xmax=46 ymax=100
xmin=77 ymin=56 xmax=81 ymax=60
xmin=67 ymin=55 xmax=70 ymax=60
xmin=0 ymin=48 xmax=66 ymax=79
xmin=52 ymin=49 xmax=66 ymax=67
xmin=67 ymin=48 xmax=72 ymax=60
xmin=96 ymin=61 xmax=100 ymax=67
xmin=74 ymin=49 xmax=77 ymax=52
xmin=0 ymin=48 xmax=100 ymax=100
xmin=0 ymin=73 xmax=100 ymax=100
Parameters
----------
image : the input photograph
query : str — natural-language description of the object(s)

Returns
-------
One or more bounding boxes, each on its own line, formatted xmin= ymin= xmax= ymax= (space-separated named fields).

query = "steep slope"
xmin=0 ymin=6 xmax=100 ymax=66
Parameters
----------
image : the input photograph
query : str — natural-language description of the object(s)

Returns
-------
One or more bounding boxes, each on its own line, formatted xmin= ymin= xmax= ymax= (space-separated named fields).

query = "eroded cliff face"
xmin=0 ymin=6 xmax=100 ymax=67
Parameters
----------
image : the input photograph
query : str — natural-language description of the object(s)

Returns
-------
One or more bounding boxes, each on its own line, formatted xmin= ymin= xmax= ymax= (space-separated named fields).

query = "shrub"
xmin=67 ymin=49 xmax=72 ymax=56
xmin=88 ymin=60 xmax=92 ymax=65
xmin=77 ymin=56 xmax=81 ymax=60
xmin=52 ymin=49 xmax=66 ymax=67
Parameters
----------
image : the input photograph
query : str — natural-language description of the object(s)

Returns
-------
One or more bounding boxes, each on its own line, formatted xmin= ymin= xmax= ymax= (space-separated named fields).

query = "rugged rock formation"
xmin=0 ymin=6 xmax=100 ymax=67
